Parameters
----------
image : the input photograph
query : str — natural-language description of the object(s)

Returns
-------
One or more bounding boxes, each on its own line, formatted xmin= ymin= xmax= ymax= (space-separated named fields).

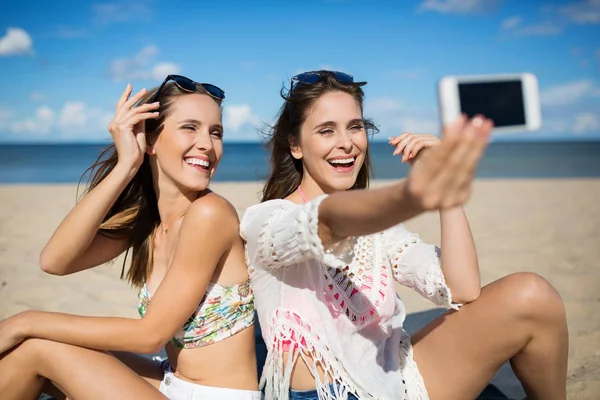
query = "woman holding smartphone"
xmin=0 ymin=76 xmax=261 ymax=400
xmin=241 ymin=70 xmax=568 ymax=400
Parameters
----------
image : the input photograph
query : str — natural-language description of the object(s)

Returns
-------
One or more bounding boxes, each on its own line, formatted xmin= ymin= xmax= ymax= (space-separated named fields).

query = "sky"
xmin=0 ymin=0 xmax=599 ymax=143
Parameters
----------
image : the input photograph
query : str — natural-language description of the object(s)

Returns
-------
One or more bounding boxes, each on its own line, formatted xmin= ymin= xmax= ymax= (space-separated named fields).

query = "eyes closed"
xmin=180 ymin=124 xmax=224 ymax=139
xmin=318 ymin=123 xmax=365 ymax=136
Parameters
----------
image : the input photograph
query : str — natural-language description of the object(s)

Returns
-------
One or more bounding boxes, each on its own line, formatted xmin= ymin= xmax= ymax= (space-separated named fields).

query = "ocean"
xmin=0 ymin=141 xmax=599 ymax=184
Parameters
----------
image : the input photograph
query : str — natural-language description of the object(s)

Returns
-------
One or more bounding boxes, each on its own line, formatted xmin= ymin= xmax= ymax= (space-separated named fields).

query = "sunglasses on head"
xmin=149 ymin=74 xmax=225 ymax=103
xmin=289 ymin=70 xmax=354 ymax=94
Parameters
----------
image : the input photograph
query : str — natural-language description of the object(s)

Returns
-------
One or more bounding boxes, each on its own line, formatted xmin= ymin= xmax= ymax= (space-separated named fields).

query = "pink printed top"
xmin=241 ymin=196 xmax=460 ymax=400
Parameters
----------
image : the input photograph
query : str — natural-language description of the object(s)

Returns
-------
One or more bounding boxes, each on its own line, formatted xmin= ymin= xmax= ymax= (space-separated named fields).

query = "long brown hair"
xmin=78 ymin=82 xmax=223 ymax=288
xmin=261 ymin=71 xmax=378 ymax=202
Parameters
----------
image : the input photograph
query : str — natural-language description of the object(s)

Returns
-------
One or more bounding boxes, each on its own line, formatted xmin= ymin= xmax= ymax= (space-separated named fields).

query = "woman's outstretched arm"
xmin=318 ymin=115 xmax=492 ymax=247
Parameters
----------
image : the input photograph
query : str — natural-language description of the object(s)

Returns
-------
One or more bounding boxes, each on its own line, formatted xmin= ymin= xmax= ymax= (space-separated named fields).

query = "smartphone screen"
xmin=458 ymin=80 xmax=525 ymax=127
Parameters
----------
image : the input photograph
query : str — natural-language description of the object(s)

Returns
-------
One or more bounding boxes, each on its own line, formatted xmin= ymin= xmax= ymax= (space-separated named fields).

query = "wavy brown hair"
xmin=261 ymin=71 xmax=379 ymax=202
xmin=78 ymin=82 xmax=222 ymax=288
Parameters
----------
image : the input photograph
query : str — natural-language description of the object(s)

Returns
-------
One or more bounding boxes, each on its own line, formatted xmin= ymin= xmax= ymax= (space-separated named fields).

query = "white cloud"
xmin=501 ymin=16 xmax=522 ymax=30
xmin=57 ymin=27 xmax=88 ymax=39
xmin=501 ymin=14 xmax=563 ymax=36
xmin=60 ymin=102 xmax=87 ymax=130
xmin=367 ymin=98 xmax=403 ymax=113
xmin=108 ymin=45 xmax=181 ymax=82
xmin=396 ymin=117 xmax=439 ymax=134
xmin=573 ymin=112 xmax=599 ymax=133
xmin=224 ymin=104 xmax=260 ymax=131
xmin=511 ymin=21 xmax=562 ymax=36
xmin=560 ymin=0 xmax=600 ymax=25
xmin=0 ymin=28 xmax=33 ymax=56
xmin=11 ymin=106 xmax=54 ymax=135
xmin=542 ymin=118 xmax=571 ymax=134
xmin=541 ymin=80 xmax=600 ymax=106
xmin=0 ymin=108 xmax=12 ymax=130
xmin=419 ymin=0 xmax=497 ymax=14
xmin=29 ymin=92 xmax=47 ymax=102
xmin=6 ymin=102 xmax=112 ymax=139
xmin=502 ymin=0 xmax=600 ymax=36
xmin=365 ymin=97 xmax=439 ymax=137
xmin=544 ymin=112 xmax=600 ymax=135
xmin=58 ymin=102 xmax=112 ymax=138
xmin=151 ymin=62 xmax=181 ymax=80
xmin=93 ymin=1 xmax=152 ymax=25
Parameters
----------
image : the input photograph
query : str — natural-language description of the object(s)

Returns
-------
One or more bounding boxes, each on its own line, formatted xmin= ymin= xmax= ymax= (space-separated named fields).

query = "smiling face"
xmin=148 ymin=93 xmax=223 ymax=193
xmin=291 ymin=91 xmax=368 ymax=194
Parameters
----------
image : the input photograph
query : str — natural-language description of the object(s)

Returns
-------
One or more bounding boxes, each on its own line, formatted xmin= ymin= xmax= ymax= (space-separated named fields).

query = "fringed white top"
xmin=241 ymin=196 xmax=460 ymax=400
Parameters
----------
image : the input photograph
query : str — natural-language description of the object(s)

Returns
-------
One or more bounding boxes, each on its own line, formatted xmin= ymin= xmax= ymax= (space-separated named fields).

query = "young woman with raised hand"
xmin=241 ymin=70 xmax=568 ymax=400
xmin=0 ymin=75 xmax=261 ymax=400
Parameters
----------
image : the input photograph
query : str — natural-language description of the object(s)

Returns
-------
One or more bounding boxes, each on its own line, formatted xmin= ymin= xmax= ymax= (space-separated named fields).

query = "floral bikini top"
xmin=137 ymin=279 xmax=255 ymax=349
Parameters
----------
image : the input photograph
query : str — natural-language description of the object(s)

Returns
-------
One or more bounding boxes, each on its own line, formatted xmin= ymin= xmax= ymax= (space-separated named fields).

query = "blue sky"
xmin=0 ymin=0 xmax=599 ymax=143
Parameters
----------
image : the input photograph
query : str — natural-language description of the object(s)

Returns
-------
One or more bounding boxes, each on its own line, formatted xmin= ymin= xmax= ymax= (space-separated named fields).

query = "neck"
xmin=298 ymin=174 xmax=332 ymax=201
xmin=153 ymin=175 xmax=200 ymax=228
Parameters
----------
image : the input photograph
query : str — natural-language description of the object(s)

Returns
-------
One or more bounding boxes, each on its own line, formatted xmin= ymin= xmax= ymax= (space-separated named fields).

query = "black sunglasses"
xmin=289 ymin=70 xmax=354 ymax=94
xmin=149 ymin=74 xmax=225 ymax=103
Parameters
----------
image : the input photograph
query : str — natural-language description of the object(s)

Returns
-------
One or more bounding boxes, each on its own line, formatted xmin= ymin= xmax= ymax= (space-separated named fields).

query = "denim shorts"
xmin=289 ymin=385 xmax=359 ymax=400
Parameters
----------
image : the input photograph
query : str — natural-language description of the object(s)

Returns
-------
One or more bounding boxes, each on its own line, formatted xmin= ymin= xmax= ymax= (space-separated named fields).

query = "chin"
xmin=181 ymin=177 xmax=211 ymax=193
xmin=326 ymin=176 xmax=359 ymax=192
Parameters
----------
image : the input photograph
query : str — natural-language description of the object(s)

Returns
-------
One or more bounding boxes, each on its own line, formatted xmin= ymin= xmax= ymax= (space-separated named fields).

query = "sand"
xmin=1 ymin=179 xmax=599 ymax=399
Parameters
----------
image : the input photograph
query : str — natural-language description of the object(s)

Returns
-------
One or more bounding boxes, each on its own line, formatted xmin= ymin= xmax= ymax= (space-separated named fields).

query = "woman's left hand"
xmin=0 ymin=314 xmax=26 ymax=354
xmin=389 ymin=132 xmax=441 ymax=165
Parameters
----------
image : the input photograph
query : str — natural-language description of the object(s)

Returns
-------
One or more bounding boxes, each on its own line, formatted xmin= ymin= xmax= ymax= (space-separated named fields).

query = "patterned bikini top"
xmin=137 ymin=279 xmax=255 ymax=349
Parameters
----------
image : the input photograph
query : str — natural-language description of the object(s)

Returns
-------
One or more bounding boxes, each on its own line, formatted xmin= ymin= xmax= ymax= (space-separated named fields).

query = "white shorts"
xmin=154 ymin=357 xmax=263 ymax=400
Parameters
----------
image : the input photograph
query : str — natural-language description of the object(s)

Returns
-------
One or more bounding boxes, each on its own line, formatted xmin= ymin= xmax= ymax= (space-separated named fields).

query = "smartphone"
xmin=438 ymin=73 xmax=542 ymax=133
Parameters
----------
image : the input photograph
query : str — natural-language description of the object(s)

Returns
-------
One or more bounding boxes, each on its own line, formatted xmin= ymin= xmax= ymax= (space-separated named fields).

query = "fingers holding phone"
xmin=405 ymin=114 xmax=493 ymax=210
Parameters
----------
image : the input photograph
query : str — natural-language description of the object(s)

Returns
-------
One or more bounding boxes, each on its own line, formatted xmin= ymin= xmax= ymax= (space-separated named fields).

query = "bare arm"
xmin=39 ymin=85 xmax=159 ymax=275
xmin=439 ymin=206 xmax=481 ymax=303
xmin=318 ymin=115 xmax=492 ymax=247
xmin=39 ymin=164 xmax=134 ymax=275
xmin=388 ymin=130 xmax=483 ymax=304
xmin=13 ymin=195 xmax=237 ymax=354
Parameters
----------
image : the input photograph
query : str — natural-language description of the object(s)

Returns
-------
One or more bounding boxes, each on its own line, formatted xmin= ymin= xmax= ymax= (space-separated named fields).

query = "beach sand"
xmin=1 ymin=179 xmax=599 ymax=399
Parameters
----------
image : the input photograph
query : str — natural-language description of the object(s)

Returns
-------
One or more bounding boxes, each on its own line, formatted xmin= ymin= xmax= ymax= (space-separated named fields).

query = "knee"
xmin=9 ymin=338 xmax=57 ymax=365
xmin=0 ymin=338 xmax=42 ymax=367
xmin=501 ymin=272 xmax=565 ymax=322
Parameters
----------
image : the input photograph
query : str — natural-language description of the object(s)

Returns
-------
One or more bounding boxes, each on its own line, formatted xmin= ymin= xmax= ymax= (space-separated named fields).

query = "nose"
xmin=335 ymin=130 xmax=353 ymax=153
xmin=194 ymin=130 xmax=214 ymax=152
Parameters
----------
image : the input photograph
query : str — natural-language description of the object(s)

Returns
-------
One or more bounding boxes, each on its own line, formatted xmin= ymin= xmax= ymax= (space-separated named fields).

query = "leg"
xmin=40 ymin=351 xmax=165 ymax=399
xmin=411 ymin=272 xmax=568 ymax=400
xmin=0 ymin=338 xmax=166 ymax=400
xmin=109 ymin=351 xmax=164 ymax=388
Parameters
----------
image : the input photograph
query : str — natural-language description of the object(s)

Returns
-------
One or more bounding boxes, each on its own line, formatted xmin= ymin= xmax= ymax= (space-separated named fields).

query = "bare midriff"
xmin=166 ymin=326 xmax=259 ymax=390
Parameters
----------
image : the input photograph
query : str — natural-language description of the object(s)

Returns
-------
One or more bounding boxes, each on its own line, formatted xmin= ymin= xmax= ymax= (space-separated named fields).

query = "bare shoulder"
xmin=183 ymin=191 xmax=239 ymax=235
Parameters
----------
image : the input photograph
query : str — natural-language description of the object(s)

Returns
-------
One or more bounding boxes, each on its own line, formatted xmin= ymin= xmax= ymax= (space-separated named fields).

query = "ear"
xmin=288 ymin=134 xmax=303 ymax=160
xmin=145 ymin=139 xmax=156 ymax=156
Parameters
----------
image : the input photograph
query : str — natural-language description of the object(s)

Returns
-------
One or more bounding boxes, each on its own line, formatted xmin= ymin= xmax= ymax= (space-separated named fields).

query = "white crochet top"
xmin=241 ymin=196 xmax=460 ymax=400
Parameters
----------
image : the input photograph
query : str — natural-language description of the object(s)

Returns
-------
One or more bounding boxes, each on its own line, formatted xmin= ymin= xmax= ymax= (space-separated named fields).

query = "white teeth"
xmin=329 ymin=157 xmax=355 ymax=164
xmin=185 ymin=158 xmax=210 ymax=167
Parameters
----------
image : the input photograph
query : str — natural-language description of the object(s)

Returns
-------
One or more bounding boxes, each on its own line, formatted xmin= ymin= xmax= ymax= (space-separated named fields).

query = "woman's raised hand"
xmin=107 ymin=84 xmax=160 ymax=172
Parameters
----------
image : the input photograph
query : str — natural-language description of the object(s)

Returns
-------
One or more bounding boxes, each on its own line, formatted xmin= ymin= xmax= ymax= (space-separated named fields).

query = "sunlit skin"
xmin=146 ymin=93 xmax=225 ymax=249
xmin=0 ymin=86 xmax=258 ymax=400
xmin=290 ymin=91 xmax=368 ymax=200
xmin=282 ymin=90 xmax=567 ymax=400
xmin=149 ymin=93 xmax=224 ymax=196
